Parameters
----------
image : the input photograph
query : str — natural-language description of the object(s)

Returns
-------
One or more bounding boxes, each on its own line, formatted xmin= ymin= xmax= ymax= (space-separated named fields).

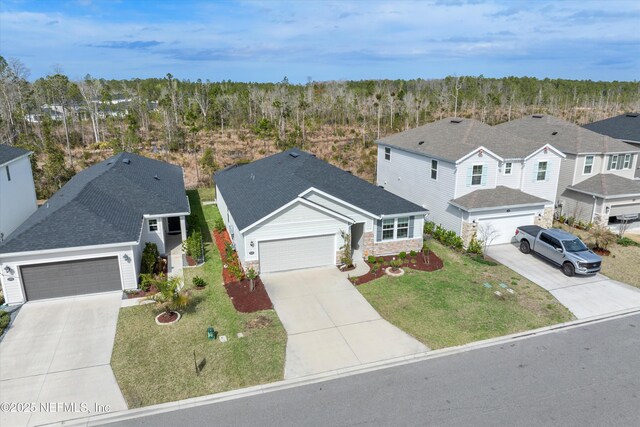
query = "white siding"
xmin=496 ymin=160 xmax=523 ymax=189
xmin=377 ymin=145 xmax=461 ymax=233
xmin=521 ymin=151 xmax=562 ymax=202
xmin=454 ymin=152 xmax=500 ymax=198
xmin=601 ymin=153 xmax=638 ymax=180
xmin=244 ymin=201 xmax=349 ymax=262
xmin=303 ymin=191 xmax=374 ymax=231
xmin=0 ymin=156 xmax=37 ymax=239
xmin=216 ymin=188 xmax=246 ymax=263
xmin=559 ymin=189 xmax=596 ymax=222
xmin=140 ymin=217 xmax=166 ymax=254
xmin=0 ymin=245 xmax=137 ymax=305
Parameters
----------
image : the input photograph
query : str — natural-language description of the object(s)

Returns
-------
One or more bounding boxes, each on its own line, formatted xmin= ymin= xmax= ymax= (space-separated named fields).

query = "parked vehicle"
xmin=514 ymin=225 xmax=602 ymax=277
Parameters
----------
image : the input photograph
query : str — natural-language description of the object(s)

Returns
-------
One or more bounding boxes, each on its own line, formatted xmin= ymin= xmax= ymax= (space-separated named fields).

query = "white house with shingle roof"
xmin=498 ymin=115 xmax=640 ymax=225
xmin=376 ymin=117 xmax=565 ymax=246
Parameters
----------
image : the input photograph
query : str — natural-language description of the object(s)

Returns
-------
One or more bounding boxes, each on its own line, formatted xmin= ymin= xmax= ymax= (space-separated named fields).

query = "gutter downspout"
xmin=591 ymin=195 xmax=597 ymax=224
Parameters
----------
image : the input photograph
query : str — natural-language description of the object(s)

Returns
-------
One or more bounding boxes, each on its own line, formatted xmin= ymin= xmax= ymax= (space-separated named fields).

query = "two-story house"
xmin=583 ymin=112 xmax=640 ymax=178
xmin=498 ymin=115 xmax=640 ymax=225
xmin=0 ymin=144 xmax=38 ymax=241
xmin=376 ymin=118 xmax=565 ymax=246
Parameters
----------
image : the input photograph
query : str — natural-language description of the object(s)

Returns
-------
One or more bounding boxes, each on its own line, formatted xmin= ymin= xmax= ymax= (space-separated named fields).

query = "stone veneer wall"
xmin=460 ymin=221 xmax=476 ymax=248
xmin=534 ymin=206 xmax=554 ymax=228
xmin=362 ymin=232 xmax=374 ymax=258
xmin=373 ymin=237 xmax=423 ymax=256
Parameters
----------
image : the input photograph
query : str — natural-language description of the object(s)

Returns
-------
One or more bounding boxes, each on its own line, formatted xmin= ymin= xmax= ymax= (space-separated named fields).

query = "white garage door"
xmin=477 ymin=213 xmax=535 ymax=245
xmin=259 ymin=234 xmax=335 ymax=273
xmin=610 ymin=203 xmax=640 ymax=217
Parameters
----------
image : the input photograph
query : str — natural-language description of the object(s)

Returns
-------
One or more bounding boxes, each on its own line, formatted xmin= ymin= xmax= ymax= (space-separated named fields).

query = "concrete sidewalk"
xmin=262 ymin=267 xmax=427 ymax=379
xmin=490 ymin=243 xmax=640 ymax=318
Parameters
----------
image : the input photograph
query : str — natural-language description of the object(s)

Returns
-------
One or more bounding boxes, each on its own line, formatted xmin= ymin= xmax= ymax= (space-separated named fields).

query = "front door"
xmin=167 ymin=217 xmax=181 ymax=235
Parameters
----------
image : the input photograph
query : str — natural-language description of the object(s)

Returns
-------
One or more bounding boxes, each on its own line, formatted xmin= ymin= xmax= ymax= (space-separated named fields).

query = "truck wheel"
xmin=519 ymin=240 xmax=531 ymax=254
xmin=562 ymin=262 xmax=575 ymax=277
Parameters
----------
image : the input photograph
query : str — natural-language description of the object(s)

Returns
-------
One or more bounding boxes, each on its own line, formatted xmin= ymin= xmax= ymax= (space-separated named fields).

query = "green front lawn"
xmin=358 ymin=241 xmax=574 ymax=349
xmin=111 ymin=189 xmax=286 ymax=408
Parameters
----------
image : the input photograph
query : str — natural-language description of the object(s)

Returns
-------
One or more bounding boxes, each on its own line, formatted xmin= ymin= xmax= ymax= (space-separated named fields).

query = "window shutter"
xmin=481 ymin=164 xmax=488 ymax=186
xmin=532 ymin=161 xmax=539 ymax=182
xmin=545 ymin=162 xmax=552 ymax=182
xmin=466 ymin=166 xmax=472 ymax=187
xmin=376 ymin=219 xmax=382 ymax=242
xmin=408 ymin=216 xmax=415 ymax=238
xmin=607 ymin=156 xmax=613 ymax=171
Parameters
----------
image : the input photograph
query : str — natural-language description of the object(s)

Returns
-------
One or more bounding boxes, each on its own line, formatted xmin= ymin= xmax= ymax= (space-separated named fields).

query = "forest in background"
xmin=1 ymin=55 xmax=639 ymax=199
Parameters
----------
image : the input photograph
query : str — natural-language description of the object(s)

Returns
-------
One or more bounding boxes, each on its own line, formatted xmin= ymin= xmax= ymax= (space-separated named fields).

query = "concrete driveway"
xmin=262 ymin=267 xmax=428 ymax=379
xmin=0 ymin=293 xmax=127 ymax=426
xmin=490 ymin=244 xmax=640 ymax=318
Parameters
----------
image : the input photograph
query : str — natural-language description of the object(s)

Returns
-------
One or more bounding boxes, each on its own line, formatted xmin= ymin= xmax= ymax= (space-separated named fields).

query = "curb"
xmin=49 ymin=307 xmax=640 ymax=426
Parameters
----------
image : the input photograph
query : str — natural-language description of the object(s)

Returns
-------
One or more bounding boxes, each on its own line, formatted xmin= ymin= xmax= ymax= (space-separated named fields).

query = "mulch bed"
xmin=186 ymin=255 xmax=198 ymax=266
xmin=212 ymin=230 xmax=244 ymax=284
xmin=351 ymin=251 xmax=444 ymax=286
xmin=592 ymin=248 xmax=611 ymax=256
xmin=224 ymin=277 xmax=273 ymax=313
xmin=125 ymin=285 xmax=158 ymax=299
xmin=157 ymin=312 xmax=179 ymax=323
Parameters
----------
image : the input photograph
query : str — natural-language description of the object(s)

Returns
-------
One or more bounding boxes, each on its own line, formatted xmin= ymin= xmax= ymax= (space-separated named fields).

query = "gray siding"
xmin=559 ymin=189 xmax=595 ymax=222
xmin=557 ymin=154 xmax=577 ymax=202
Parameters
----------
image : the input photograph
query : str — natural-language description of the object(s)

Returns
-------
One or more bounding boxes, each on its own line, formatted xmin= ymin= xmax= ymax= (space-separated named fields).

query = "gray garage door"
xmin=20 ymin=257 xmax=122 ymax=301
xmin=610 ymin=203 xmax=640 ymax=217
xmin=259 ymin=235 xmax=335 ymax=273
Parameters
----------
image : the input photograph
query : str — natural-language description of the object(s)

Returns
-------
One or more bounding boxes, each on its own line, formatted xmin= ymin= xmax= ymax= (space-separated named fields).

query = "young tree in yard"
xmin=146 ymin=276 xmax=191 ymax=319
xmin=246 ymin=268 xmax=257 ymax=292
xmin=478 ymin=223 xmax=500 ymax=259
xmin=616 ymin=218 xmax=631 ymax=238
xmin=199 ymin=147 xmax=217 ymax=175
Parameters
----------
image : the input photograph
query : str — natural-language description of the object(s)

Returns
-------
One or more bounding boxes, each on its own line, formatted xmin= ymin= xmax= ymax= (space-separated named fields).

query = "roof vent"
xmin=532 ymin=115 xmax=543 ymax=118
xmin=552 ymin=131 xmax=558 ymax=135
xmin=122 ymin=158 xmax=131 ymax=164
xmin=626 ymin=113 xmax=638 ymax=117
xmin=107 ymin=161 xmax=113 ymax=165
xmin=153 ymin=175 xmax=159 ymax=180
xmin=289 ymin=152 xmax=300 ymax=158
xmin=450 ymin=119 xmax=462 ymax=124
xmin=418 ymin=141 xmax=425 ymax=145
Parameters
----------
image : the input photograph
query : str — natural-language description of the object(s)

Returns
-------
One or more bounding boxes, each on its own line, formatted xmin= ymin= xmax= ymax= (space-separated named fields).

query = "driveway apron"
xmin=0 ymin=293 xmax=127 ymax=426
xmin=489 ymin=244 xmax=640 ymax=318
xmin=262 ymin=267 xmax=428 ymax=379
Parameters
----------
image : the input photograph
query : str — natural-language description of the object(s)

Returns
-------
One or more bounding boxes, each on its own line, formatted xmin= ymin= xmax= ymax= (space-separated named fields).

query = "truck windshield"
xmin=562 ymin=239 xmax=588 ymax=253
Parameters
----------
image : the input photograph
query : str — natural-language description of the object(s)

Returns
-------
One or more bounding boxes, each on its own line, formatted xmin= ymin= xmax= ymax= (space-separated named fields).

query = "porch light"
xmin=207 ymin=327 xmax=217 ymax=340
xmin=606 ymin=206 xmax=610 ymax=214
xmin=4 ymin=266 xmax=13 ymax=275
xmin=250 ymin=241 xmax=255 ymax=247
xmin=123 ymin=254 xmax=131 ymax=262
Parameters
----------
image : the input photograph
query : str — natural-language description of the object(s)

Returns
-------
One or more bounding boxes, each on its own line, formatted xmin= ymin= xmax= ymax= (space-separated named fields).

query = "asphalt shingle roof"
xmin=376 ymin=117 xmax=548 ymax=162
xmin=449 ymin=186 xmax=550 ymax=211
xmin=214 ymin=149 xmax=426 ymax=231
xmin=497 ymin=115 xmax=638 ymax=155
xmin=566 ymin=174 xmax=640 ymax=198
xmin=0 ymin=144 xmax=30 ymax=166
xmin=583 ymin=113 xmax=640 ymax=144
xmin=0 ymin=152 xmax=189 ymax=254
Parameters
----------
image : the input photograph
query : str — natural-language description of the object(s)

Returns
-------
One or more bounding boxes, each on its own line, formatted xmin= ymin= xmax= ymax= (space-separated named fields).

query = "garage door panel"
xmin=477 ymin=214 xmax=535 ymax=245
xmin=21 ymin=257 xmax=122 ymax=301
xmin=610 ymin=203 xmax=640 ymax=216
xmin=260 ymin=235 xmax=335 ymax=273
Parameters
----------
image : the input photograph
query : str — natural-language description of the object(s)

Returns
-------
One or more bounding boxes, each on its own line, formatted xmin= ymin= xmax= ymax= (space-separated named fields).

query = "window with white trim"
xmin=504 ymin=162 xmax=512 ymax=175
xmin=608 ymin=155 xmax=618 ymax=170
xmin=431 ymin=160 xmax=438 ymax=180
xmin=148 ymin=219 xmax=158 ymax=232
xmin=536 ymin=161 xmax=548 ymax=181
xmin=623 ymin=154 xmax=632 ymax=169
xmin=396 ymin=217 xmax=409 ymax=238
xmin=583 ymin=155 xmax=594 ymax=174
xmin=382 ymin=218 xmax=395 ymax=240
xmin=471 ymin=165 xmax=483 ymax=186
xmin=384 ymin=147 xmax=391 ymax=161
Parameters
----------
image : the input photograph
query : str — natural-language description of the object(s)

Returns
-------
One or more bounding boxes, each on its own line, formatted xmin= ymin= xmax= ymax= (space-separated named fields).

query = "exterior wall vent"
xmin=532 ymin=115 xmax=543 ymax=118
xmin=122 ymin=158 xmax=131 ymax=164
xmin=450 ymin=119 xmax=462 ymax=123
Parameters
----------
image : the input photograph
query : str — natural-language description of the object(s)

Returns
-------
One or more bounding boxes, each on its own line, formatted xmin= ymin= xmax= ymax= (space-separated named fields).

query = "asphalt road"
xmin=108 ymin=313 xmax=640 ymax=427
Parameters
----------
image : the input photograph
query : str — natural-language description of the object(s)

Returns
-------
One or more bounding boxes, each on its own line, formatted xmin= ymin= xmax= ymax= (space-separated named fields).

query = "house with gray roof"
xmin=583 ymin=112 xmax=640 ymax=178
xmin=0 ymin=152 xmax=190 ymax=305
xmin=0 ymin=144 xmax=37 ymax=241
xmin=498 ymin=115 xmax=640 ymax=225
xmin=214 ymin=149 xmax=426 ymax=273
xmin=376 ymin=117 xmax=565 ymax=246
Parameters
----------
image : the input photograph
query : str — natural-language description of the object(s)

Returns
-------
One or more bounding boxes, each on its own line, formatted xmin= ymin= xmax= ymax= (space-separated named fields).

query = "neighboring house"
xmin=498 ymin=115 xmax=640 ymax=225
xmin=583 ymin=112 xmax=640 ymax=178
xmin=376 ymin=117 xmax=565 ymax=246
xmin=0 ymin=153 xmax=190 ymax=305
xmin=214 ymin=149 xmax=426 ymax=274
xmin=0 ymin=144 xmax=38 ymax=241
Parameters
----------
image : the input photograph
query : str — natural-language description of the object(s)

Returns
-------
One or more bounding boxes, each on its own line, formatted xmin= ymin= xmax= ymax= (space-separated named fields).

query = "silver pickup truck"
xmin=514 ymin=225 xmax=602 ymax=277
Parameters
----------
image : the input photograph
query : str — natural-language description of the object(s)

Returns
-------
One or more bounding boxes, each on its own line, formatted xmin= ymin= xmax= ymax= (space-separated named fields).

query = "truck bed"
xmin=517 ymin=225 xmax=543 ymax=237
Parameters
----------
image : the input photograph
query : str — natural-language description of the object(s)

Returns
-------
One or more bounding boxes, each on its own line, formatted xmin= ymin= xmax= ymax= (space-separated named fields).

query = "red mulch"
xmin=212 ymin=230 xmax=245 ymax=284
xmin=157 ymin=312 xmax=179 ymax=323
xmin=351 ymin=251 xmax=444 ymax=286
xmin=592 ymin=248 xmax=611 ymax=256
xmin=224 ymin=277 xmax=273 ymax=313
xmin=126 ymin=285 xmax=158 ymax=299
xmin=186 ymin=255 xmax=198 ymax=266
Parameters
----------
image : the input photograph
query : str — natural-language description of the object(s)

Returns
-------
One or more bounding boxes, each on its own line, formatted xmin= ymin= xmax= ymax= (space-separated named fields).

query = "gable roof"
xmin=497 ymin=115 xmax=639 ymax=155
xmin=214 ymin=149 xmax=426 ymax=231
xmin=0 ymin=152 xmax=189 ymax=254
xmin=566 ymin=174 xmax=640 ymax=199
xmin=376 ymin=117 xmax=551 ymax=162
xmin=583 ymin=113 xmax=640 ymax=144
xmin=449 ymin=186 xmax=550 ymax=212
xmin=0 ymin=144 xmax=30 ymax=167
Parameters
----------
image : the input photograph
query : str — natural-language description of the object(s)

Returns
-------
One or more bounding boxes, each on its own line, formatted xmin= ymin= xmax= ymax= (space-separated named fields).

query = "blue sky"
xmin=1 ymin=0 xmax=639 ymax=82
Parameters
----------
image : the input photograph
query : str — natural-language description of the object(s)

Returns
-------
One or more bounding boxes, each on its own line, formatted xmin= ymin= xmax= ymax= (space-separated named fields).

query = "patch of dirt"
xmin=592 ymin=248 xmax=611 ymax=256
xmin=157 ymin=312 xmax=179 ymax=323
xmin=351 ymin=251 xmax=444 ymax=286
xmin=224 ymin=276 xmax=273 ymax=313
xmin=245 ymin=315 xmax=273 ymax=330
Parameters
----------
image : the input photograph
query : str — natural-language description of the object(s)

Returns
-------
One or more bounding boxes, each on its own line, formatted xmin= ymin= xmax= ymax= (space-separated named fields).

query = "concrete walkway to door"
xmin=0 ymin=293 xmax=127 ymax=426
xmin=490 ymin=244 xmax=640 ymax=319
xmin=261 ymin=267 xmax=428 ymax=379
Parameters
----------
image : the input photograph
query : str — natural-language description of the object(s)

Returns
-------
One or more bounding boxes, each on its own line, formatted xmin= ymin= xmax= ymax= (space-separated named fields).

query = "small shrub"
xmin=367 ymin=255 xmax=377 ymax=264
xmin=192 ymin=276 xmax=207 ymax=288
xmin=0 ymin=290 xmax=4 ymax=306
xmin=141 ymin=243 xmax=160 ymax=274
xmin=424 ymin=221 xmax=436 ymax=235
xmin=399 ymin=251 xmax=407 ymax=260
xmin=0 ymin=311 xmax=10 ymax=334
xmin=467 ymin=232 xmax=483 ymax=255
xmin=377 ymin=257 xmax=385 ymax=264
xmin=246 ymin=268 xmax=258 ymax=291
xmin=618 ymin=237 xmax=640 ymax=247
xmin=138 ymin=273 xmax=156 ymax=292
xmin=371 ymin=263 xmax=379 ymax=273
xmin=410 ymin=258 xmax=417 ymax=264
xmin=589 ymin=225 xmax=616 ymax=250
xmin=183 ymin=230 xmax=203 ymax=261
xmin=566 ymin=217 xmax=575 ymax=226
xmin=409 ymin=250 xmax=417 ymax=257
xmin=228 ymin=262 xmax=244 ymax=280
xmin=224 ymin=242 xmax=235 ymax=260
xmin=214 ymin=218 xmax=226 ymax=232
xmin=390 ymin=259 xmax=403 ymax=271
